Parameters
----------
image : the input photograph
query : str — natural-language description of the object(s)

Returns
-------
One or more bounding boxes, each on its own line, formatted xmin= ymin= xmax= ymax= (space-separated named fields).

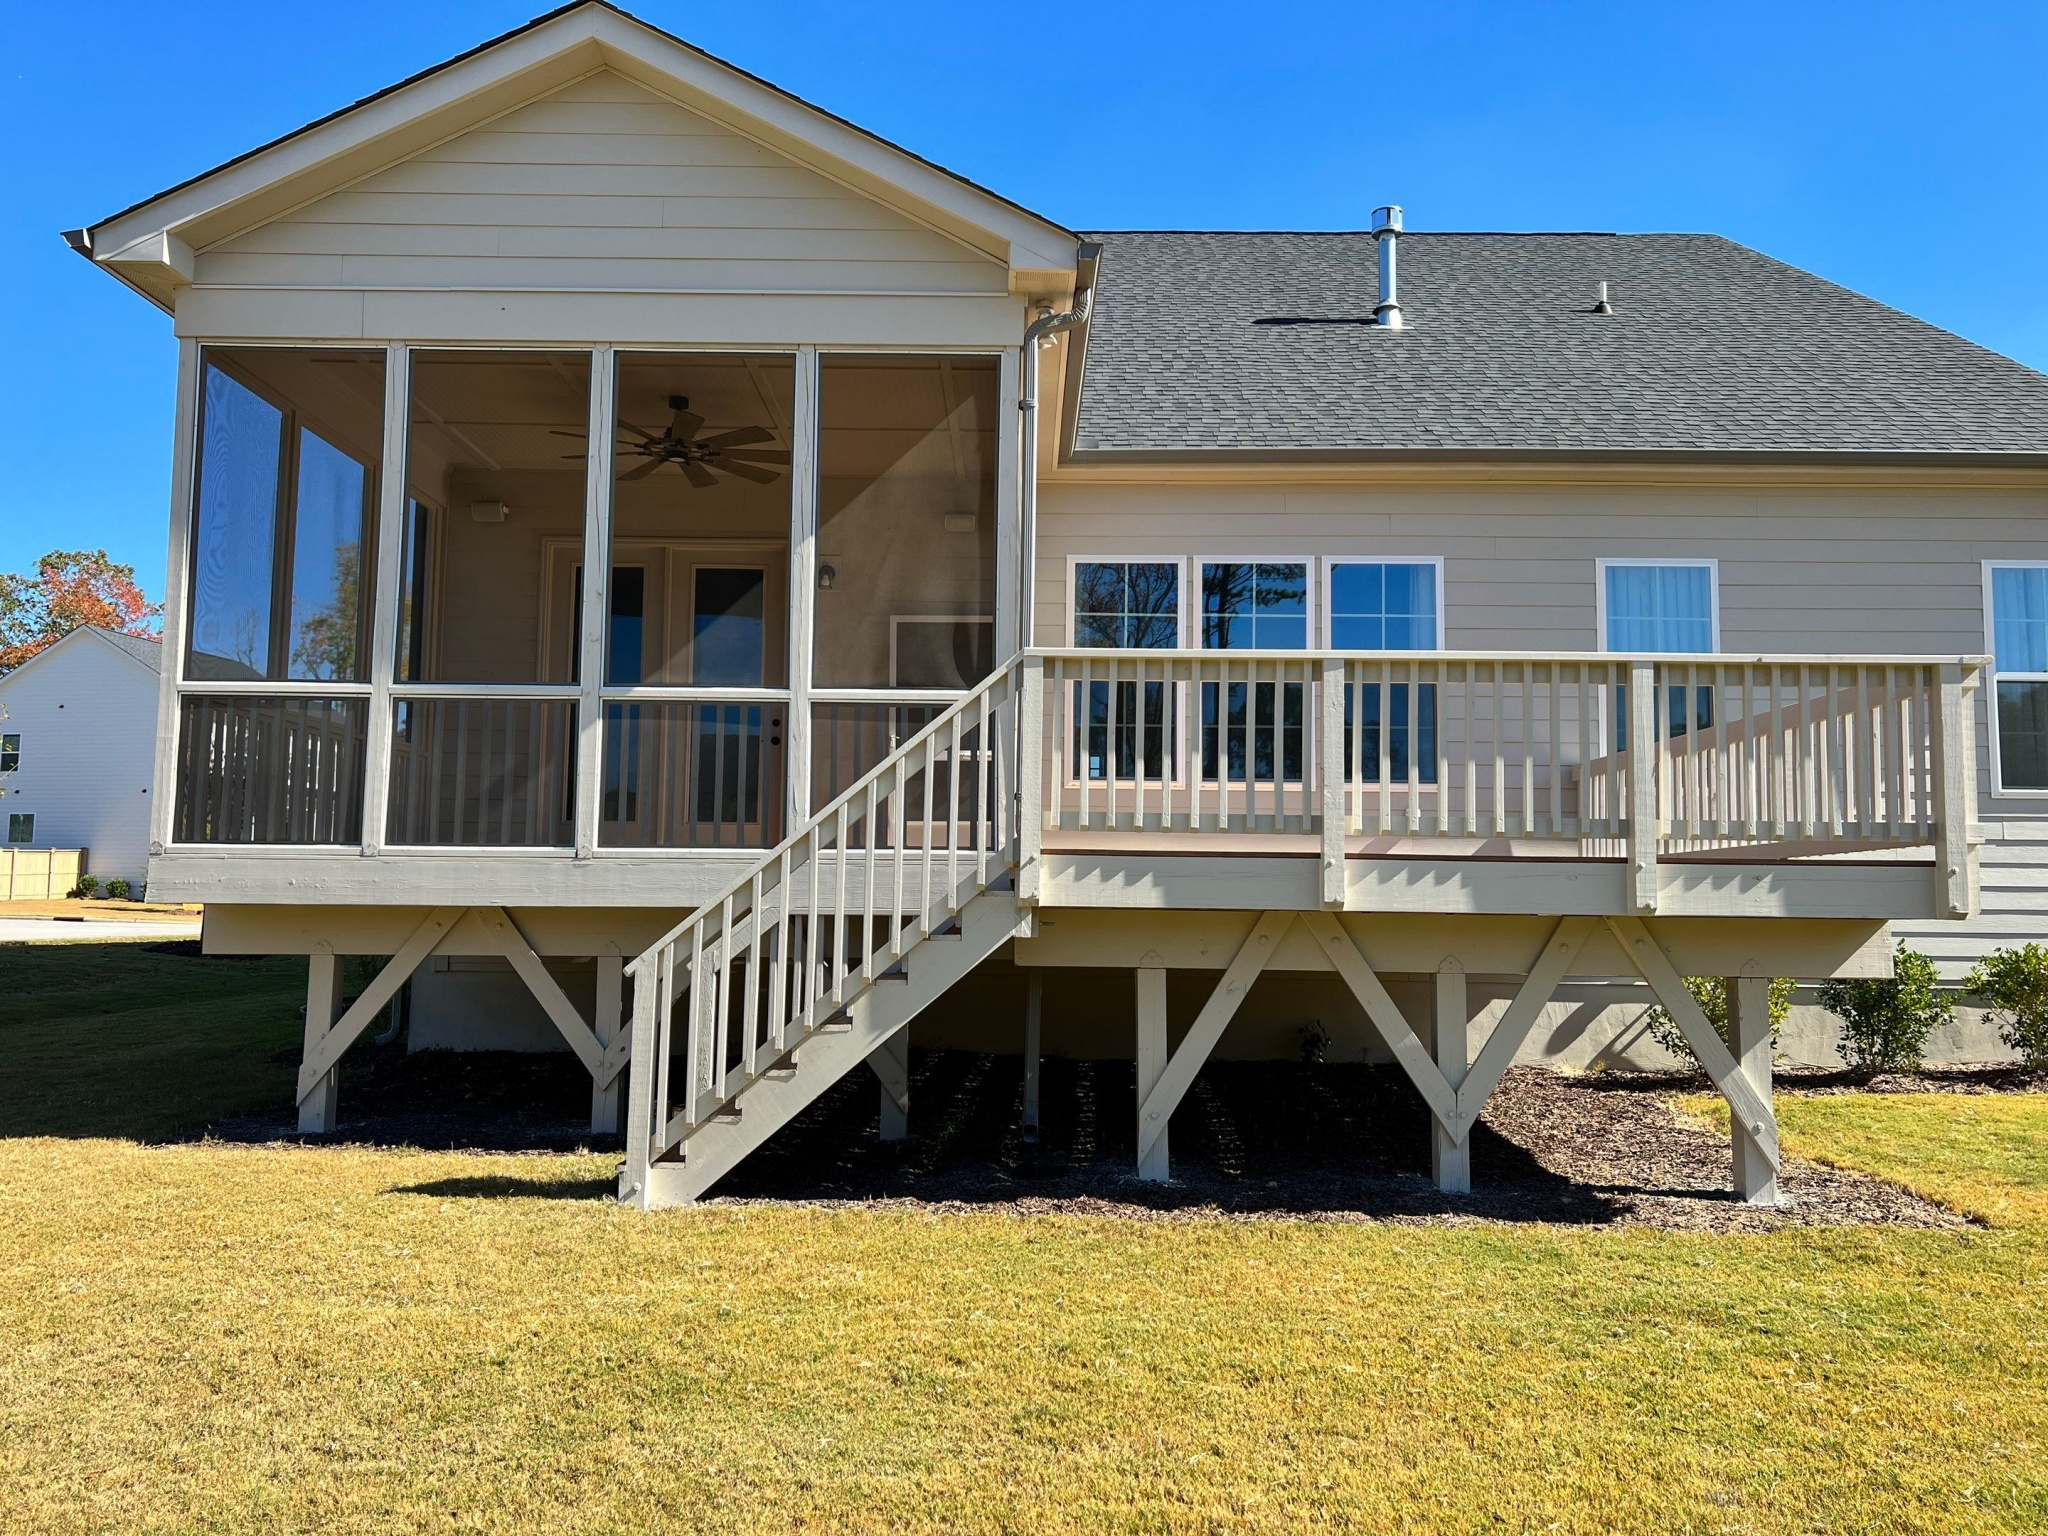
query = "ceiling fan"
xmin=555 ymin=395 xmax=790 ymax=489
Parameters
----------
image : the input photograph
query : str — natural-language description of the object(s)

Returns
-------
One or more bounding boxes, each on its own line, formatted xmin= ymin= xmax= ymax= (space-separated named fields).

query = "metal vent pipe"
xmin=1371 ymin=205 xmax=1404 ymax=329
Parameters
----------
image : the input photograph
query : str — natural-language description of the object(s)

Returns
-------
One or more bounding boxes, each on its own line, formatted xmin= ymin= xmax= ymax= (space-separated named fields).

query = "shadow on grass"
xmin=388 ymin=1174 xmax=619 ymax=1202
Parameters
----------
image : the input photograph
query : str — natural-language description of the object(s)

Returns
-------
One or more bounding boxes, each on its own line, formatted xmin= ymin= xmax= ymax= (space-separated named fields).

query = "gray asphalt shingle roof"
xmin=1069 ymin=231 xmax=2048 ymax=460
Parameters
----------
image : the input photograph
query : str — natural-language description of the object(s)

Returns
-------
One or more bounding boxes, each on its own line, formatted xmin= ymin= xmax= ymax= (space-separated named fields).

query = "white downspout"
xmin=1017 ymin=251 xmax=1098 ymax=652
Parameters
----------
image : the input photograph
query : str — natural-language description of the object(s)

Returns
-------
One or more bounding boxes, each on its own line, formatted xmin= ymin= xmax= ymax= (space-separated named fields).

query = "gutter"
xmin=1016 ymin=242 xmax=1101 ymax=652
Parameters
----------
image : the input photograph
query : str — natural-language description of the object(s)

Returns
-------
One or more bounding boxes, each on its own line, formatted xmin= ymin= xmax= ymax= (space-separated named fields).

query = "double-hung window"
xmin=1600 ymin=559 xmax=1717 ymax=748
xmin=1328 ymin=560 xmax=1441 ymax=784
xmin=1989 ymin=563 xmax=2048 ymax=791
xmin=1199 ymin=561 xmax=1308 ymax=782
xmin=6 ymin=814 xmax=31 ymax=844
xmin=0 ymin=734 xmax=17 ymax=774
xmin=1071 ymin=561 xmax=1181 ymax=780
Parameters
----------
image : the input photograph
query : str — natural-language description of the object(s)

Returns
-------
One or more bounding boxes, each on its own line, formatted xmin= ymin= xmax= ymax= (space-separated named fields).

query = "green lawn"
xmin=2 ymin=943 xmax=2045 ymax=1533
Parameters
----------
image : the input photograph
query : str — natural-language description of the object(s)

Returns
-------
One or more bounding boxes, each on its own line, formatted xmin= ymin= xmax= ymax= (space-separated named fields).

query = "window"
xmin=0 ymin=735 xmax=17 ymax=773
xmin=188 ymin=349 xmax=383 ymax=683
xmin=1074 ymin=562 xmax=1181 ymax=648
xmin=1201 ymin=562 xmax=1308 ymax=650
xmin=1328 ymin=561 xmax=1441 ymax=651
xmin=1599 ymin=560 xmax=1717 ymax=652
xmin=1069 ymin=561 xmax=1182 ymax=781
xmin=7 ymin=814 xmax=33 ymax=844
xmin=1989 ymin=563 xmax=2048 ymax=791
xmin=1601 ymin=560 xmax=1716 ymax=748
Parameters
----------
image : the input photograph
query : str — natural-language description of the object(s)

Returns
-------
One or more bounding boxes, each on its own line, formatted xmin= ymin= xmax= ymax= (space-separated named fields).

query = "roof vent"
xmin=1371 ymin=205 xmax=1403 ymax=329
xmin=1592 ymin=281 xmax=1614 ymax=315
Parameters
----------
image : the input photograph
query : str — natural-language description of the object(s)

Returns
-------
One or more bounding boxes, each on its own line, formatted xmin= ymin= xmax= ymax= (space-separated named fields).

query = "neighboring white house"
xmin=0 ymin=626 xmax=162 ymax=886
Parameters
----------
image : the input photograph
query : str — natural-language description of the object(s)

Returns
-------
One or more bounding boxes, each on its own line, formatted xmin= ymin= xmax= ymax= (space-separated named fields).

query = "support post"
xmin=1320 ymin=655 xmax=1347 ymax=908
xmin=298 ymin=951 xmax=344 ymax=1134
xmin=1022 ymin=969 xmax=1043 ymax=1142
xmin=1017 ymin=654 xmax=1045 ymax=905
xmin=871 ymin=1028 xmax=910 ymax=1141
xmin=573 ymin=345 xmax=617 ymax=862
xmin=1431 ymin=960 xmax=1471 ymax=1193
xmin=1628 ymin=658 xmax=1659 ymax=915
xmin=1726 ymin=974 xmax=1777 ymax=1205
xmin=1135 ymin=966 xmax=1169 ymax=1181
xmin=1932 ymin=661 xmax=1976 ymax=919
xmin=591 ymin=953 xmax=624 ymax=1136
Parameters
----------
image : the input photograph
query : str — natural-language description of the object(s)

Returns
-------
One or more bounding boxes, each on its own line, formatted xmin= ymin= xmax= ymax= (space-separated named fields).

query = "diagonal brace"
xmin=1447 ymin=915 xmax=1598 ymax=1144
xmin=1137 ymin=911 xmax=1295 ymax=1165
xmin=1300 ymin=912 xmax=1459 ymax=1129
xmin=1605 ymin=915 xmax=1780 ymax=1170
xmin=297 ymin=906 xmax=463 ymax=1102
xmin=473 ymin=907 xmax=619 ymax=1087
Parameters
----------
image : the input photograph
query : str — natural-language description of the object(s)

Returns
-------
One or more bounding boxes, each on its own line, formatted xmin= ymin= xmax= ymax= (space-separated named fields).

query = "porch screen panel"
xmin=400 ymin=351 xmax=592 ymax=685
xmin=385 ymin=699 xmax=576 ymax=847
xmin=173 ymin=696 xmax=367 ymax=844
xmin=813 ymin=355 xmax=998 ymax=690
xmin=187 ymin=349 xmax=383 ymax=683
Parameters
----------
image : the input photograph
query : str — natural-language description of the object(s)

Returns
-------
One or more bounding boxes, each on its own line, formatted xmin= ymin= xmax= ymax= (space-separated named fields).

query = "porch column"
xmin=1135 ymin=966 xmax=1169 ymax=1181
xmin=1726 ymin=975 xmax=1778 ymax=1204
xmin=1431 ymin=960 xmax=1471 ymax=1193
xmin=591 ymin=954 xmax=624 ymax=1136
xmin=1022 ymin=969 xmax=1043 ymax=1142
xmin=298 ymin=951 xmax=344 ymax=1135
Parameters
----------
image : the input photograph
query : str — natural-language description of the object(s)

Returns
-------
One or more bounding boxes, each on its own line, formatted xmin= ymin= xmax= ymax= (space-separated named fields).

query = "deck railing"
xmin=1026 ymin=650 xmax=1982 ymax=913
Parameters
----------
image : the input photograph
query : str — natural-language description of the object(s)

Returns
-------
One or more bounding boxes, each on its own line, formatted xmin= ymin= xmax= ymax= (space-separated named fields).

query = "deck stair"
xmin=620 ymin=658 xmax=1029 ymax=1207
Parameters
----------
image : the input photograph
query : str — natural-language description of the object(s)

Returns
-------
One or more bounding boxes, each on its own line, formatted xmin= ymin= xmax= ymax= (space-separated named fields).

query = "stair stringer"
xmin=640 ymin=888 xmax=1028 ymax=1208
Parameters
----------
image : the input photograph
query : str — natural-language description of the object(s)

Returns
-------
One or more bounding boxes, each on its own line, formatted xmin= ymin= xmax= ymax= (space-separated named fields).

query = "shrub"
xmin=1817 ymin=942 xmax=1951 ymax=1074
xmin=1644 ymin=976 xmax=1796 ymax=1066
xmin=1964 ymin=943 xmax=2048 ymax=1074
xmin=68 ymin=875 xmax=100 ymax=899
xmin=103 ymin=877 xmax=131 ymax=901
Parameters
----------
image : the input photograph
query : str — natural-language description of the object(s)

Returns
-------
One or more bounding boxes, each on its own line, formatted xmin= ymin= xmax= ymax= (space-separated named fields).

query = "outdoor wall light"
xmin=818 ymin=562 xmax=837 ymax=590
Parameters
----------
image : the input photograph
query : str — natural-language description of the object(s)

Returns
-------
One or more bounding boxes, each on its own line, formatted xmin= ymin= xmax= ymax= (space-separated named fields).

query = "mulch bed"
xmin=204 ymin=1041 xmax=2027 ymax=1232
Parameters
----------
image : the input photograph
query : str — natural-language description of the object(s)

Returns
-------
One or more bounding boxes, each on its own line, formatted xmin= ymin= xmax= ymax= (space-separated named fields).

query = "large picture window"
xmin=1989 ymin=562 xmax=2048 ymax=792
xmin=188 ymin=349 xmax=384 ymax=683
xmin=1070 ymin=560 xmax=1182 ymax=781
xmin=1600 ymin=558 xmax=1716 ymax=746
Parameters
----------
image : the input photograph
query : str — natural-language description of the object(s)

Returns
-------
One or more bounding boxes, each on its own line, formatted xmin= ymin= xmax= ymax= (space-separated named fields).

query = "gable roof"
xmin=1067 ymin=231 xmax=2048 ymax=464
xmin=2 ymin=626 xmax=162 ymax=686
xmin=73 ymin=1 xmax=1077 ymax=309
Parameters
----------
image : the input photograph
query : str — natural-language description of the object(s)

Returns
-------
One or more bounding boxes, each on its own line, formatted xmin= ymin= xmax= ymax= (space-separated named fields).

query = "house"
xmin=68 ymin=3 xmax=2048 ymax=1207
xmin=0 ymin=626 xmax=162 ymax=886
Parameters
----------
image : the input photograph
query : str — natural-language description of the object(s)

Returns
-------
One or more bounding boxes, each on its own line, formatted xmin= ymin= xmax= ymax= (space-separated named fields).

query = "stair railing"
xmin=623 ymin=656 xmax=1025 ymax=1185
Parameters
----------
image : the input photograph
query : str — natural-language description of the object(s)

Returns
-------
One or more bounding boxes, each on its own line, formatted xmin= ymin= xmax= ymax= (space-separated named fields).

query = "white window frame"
xmin=1064 ymin=555 xmax=1190 ymax=649
xmin=1983 ymin=559 xmax=2048 ymax=798
xmin=1320 ymin=556 xmax=1446 ymax=651
xmin=1595 ymin=557 xmax=1721 ymax=653
xmin=1196 ymin=556 xmax=1316 ymax=652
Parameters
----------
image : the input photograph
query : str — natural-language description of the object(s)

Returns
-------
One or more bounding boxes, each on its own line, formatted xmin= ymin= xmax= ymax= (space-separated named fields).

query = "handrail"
xmin=626 ymin=656 xmax=1025 ymax=981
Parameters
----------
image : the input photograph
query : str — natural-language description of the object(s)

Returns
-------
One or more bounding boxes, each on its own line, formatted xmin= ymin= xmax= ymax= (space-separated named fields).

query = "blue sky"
xmin=5 ymin=1 xmax=2046 ymax=600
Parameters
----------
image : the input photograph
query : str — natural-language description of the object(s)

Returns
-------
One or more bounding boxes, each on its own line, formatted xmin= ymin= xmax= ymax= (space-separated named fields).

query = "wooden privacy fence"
xmin=0 ymin=847 xmax=85 ymax=900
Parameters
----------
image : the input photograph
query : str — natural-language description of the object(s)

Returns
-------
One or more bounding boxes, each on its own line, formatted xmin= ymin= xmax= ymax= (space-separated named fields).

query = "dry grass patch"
xmin=1 ymin=1135 xmax=2045 ymax=1534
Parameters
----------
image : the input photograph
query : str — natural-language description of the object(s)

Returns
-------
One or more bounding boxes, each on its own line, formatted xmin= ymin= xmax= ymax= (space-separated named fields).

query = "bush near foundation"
xmin=67 ymin=875 xmax=99 ymax=899
xmin=103 ymin=878 xmax=131 ymax=901
xmin=1964 ymin=943 xmax=2048 ymax=1073
xmin=1817 ymin=942 xmax=1951 ymax=1074
xmin=1644 ymin=976 xmax=1795 ymax=1066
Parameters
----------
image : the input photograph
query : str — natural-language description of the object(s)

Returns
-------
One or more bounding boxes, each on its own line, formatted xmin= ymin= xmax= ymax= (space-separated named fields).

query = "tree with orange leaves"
xmin=0 ymin=550 xmax=162 ymax=673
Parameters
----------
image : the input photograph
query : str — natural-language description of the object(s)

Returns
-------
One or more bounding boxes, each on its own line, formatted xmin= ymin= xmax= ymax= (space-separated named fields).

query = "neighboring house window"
xmin=1599 ymin=559 xmax=1717 ymax=746
xmin=1071 ymin=561 xmax=1181 ymax=781
xmin=6 ymin=814 xmax=31 ymax=844
xmin=1328 ymin=561 xmax=1441 ymax=784
xmin=1989 ymin=563 xmax=2048 ymax=791
xmin=1200 ymin=562 xmax=1308 ymax=781
xmin=0 ymin=734 xmax=17 ymax=773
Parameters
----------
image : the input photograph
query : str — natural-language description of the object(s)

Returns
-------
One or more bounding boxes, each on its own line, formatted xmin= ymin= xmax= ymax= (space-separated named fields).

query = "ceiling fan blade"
xmin=700 ymin=425 xmax=774 ymax=449
xmin=681 ymin=462 xmax=719 ymax=489
xmin=549 ymin=428 xmax=589 ymax=440
xmin=559 ymin=452 xmax=588 ymax=461
xmin=615 ymin=422 xmax=660 ymax=444
xmin=719 ymin=448 xmax=791 ymax=465
xmin=670 ymin=408 xmax=707 ymax=438
xmin=620 ymin=457 xmax=665 ymax=482
xmin=721 ymin=461 xmax=780 ymax=485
